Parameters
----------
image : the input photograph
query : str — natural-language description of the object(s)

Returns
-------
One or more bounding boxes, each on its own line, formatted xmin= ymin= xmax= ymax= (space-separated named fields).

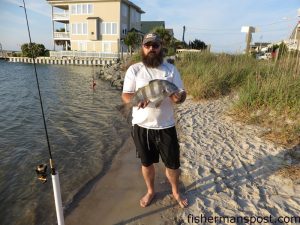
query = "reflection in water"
xmin=0 ymin=61 xmax=129 ymax=225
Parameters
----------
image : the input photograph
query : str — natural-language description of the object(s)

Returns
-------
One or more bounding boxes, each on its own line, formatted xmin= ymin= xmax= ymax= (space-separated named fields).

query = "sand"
xmin=65 ymin=96 xmax=300 ymax=225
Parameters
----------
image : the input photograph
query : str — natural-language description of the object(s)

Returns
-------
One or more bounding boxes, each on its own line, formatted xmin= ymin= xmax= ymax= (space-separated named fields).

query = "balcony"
xmin=54 ymin=32 xmax=70 ymax=40
xmin=53 ymin=12 xmax=69 ymax=22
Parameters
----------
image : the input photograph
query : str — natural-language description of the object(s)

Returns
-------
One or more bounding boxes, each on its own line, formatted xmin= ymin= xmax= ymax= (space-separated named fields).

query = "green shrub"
xmin=176 ymin=52 xmax=300 ymax=145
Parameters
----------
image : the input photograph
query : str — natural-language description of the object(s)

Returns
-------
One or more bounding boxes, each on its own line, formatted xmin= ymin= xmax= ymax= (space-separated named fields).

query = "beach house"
xmin=47 ymin=0 xmax=144 ymax=58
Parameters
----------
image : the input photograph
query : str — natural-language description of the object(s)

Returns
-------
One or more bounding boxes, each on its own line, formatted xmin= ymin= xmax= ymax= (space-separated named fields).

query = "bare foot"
xmin=140 ymin=193 xmax=155 ymax=207
xmin=173 ymin=194 xmax=188 ymax=208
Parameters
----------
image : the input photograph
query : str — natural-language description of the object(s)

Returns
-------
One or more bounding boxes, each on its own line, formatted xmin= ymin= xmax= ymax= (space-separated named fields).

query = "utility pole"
xmin=241 ymin=26 xmax=256 ymax=54
xmin=182 ymin=25 xmax=186 ymax=44
xmin=245 ymin=31 xmax=252 ymax=54
xmin=51 ymin=6 xmax=55 ymax=51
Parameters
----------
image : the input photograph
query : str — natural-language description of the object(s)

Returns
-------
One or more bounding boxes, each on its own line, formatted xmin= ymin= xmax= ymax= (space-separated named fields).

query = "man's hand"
xmin=137 ymin=100 xmax=150 ymax=109
xmin=170 ymin=90 xmax=186 ymax=104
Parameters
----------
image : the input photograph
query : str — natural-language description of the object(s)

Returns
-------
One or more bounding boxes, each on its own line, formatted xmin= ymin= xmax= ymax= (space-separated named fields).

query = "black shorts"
xmin=131 ymin=124 xmax=180 ymax=169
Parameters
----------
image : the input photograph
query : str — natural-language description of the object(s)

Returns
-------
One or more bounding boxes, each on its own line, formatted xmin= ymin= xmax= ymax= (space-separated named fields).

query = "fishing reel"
xmin=35 ymin=164 xmax=48 ymax=184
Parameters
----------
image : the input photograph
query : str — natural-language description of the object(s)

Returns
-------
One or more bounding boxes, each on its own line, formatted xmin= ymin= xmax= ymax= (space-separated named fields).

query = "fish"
xmin=131 ymin=79 xmax=180 ymax=108
xmin=118 ymin=79 xmax=182 ymax=119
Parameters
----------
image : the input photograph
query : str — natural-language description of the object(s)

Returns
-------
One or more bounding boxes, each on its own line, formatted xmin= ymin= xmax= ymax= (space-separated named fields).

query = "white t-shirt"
xmin=123 ymin=62 xmax=184 ymax=129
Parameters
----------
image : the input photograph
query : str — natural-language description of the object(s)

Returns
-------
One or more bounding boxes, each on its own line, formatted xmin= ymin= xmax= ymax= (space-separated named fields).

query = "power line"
xmin=185 ymin=17 xmax=297 ymax=32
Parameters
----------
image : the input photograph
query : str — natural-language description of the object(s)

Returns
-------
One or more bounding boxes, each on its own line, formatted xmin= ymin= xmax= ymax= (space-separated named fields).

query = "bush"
xmin=21 ymin=43 xmax=48 ymax=57
xmin=176 ymin=52 xmax=300 ymax=145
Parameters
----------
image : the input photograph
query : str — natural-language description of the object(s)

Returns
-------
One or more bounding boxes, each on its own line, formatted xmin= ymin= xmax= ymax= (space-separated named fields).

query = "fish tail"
xmin=116 ymin=103 xmax=132 ymax=122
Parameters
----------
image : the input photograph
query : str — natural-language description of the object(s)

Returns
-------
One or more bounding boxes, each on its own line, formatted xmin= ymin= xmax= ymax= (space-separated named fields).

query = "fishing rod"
xmin=20 ymin=1 xmax=64 ymax=225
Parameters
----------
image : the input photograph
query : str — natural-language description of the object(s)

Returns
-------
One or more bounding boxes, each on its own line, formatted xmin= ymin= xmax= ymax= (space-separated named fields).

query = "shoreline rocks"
xmin=96 ymin=60 xmax=127 ymax=90
xmin=96 ymin=56 xmax=176 ymax=90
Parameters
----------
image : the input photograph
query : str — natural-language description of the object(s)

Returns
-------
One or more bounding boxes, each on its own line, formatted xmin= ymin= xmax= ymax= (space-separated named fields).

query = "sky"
xmin=0 ymin=0 xmax=299 ymax=53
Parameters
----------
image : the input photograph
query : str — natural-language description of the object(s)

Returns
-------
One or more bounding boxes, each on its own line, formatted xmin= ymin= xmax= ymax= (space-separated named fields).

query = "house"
xmin=46 ymin=0 xmax=144 ymax=57
xmin=141 ymin=21 xmax=165 ymax=34
xmin=141 ymin=21 xmax=174 ymax=38
xmin=250 ymin=42 xmax=271 ymax=53
xmin=165 ymin=28 xmax=174 ymax=37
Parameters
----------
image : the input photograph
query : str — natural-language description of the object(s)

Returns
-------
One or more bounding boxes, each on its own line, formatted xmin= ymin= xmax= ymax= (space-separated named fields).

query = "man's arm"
xmin=122 ymin=92 xmax=150 ymax=109
xmin=121 ymin=93 xmax=134 ymax=104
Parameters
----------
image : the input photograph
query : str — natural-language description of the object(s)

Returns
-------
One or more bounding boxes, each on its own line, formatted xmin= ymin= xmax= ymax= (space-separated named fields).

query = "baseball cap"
xmin=142 ymin=33 xmax=162 ymax=45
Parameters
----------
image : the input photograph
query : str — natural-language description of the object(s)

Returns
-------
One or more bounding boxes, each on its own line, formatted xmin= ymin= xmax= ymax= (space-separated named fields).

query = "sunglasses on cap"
xmin=143 ymin=43 xmax=161 ymax=49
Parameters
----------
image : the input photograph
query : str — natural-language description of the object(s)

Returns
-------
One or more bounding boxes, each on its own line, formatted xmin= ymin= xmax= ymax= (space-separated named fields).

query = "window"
xmin=106 ymin=23 xmax=111 ymax=34
xmin=122 ymin=24 xmax=127 ymax=35
xmin=77 ymin=24 xmax=82 ymax=35
xmin=76 ymin=4 xmax=82 ymax=14
xmin=112 ymin=23 xmax=117 ymax=34
xmin=83 ymin=23 xmax=87 ymax=34
xmin=88 ymin=4 xmax=93 ymax=14
xmin=82 ymin=4 xmax=87 ymax=14
xmin=100 ymin=22 xmax=118 ymax=35
xmin=71 ymin=23 xmax=88 ymax=35
xmin=70 ymin=4 xmax=93 ymax=15
xmin=71 ymin=24 xmax=77 ymax=34
xmin=71 ymin=5 xmax=76 ymax=14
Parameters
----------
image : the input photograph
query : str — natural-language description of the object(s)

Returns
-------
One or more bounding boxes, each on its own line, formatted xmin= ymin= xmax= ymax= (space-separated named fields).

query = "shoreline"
xmin=65 ymin=136 xmax=185 ymax=225
xmin=65 ymin=95 xmax=300 ymax=224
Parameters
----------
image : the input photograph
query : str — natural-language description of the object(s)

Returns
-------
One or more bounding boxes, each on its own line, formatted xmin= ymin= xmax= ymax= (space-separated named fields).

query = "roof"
xmin=46 ymin=0 xmax=144 ymax=13
xmin=123 ymin=0 xmax=144 ymax=13
xmin=252 ymin=42 xmax=271 ymax=47
xmin=166 ymin=28 xmax=174 ymax=36
xmin=141 ymin=21 xmax=165 ymax=34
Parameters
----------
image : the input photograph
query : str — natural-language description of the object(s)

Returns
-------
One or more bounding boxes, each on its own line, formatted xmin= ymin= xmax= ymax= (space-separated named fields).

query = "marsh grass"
xmin=176 ymin=52 xmax=300 ymax=145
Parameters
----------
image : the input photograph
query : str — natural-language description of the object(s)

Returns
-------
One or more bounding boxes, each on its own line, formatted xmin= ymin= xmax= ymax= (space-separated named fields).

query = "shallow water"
xmin=0 ymin=61 xmax=129 ymax=225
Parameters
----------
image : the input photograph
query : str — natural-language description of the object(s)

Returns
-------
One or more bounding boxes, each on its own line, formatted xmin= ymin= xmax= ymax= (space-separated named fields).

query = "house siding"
xmin=48 ymin=0 xmax=144 ymax=53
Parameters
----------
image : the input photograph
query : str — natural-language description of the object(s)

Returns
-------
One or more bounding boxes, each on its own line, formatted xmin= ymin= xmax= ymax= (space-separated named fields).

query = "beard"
xmin=141 ymin=49 xmax=164 ymax=68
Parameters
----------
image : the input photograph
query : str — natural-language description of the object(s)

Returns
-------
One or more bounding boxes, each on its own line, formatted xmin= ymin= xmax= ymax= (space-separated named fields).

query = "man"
xmin=122 ymin=33 xmax=188 ymax=208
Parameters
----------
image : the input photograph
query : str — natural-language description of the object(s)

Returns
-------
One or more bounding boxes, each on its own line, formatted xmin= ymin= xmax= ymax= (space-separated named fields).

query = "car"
xmin=256 ymin=52 xmax=272 ymax=60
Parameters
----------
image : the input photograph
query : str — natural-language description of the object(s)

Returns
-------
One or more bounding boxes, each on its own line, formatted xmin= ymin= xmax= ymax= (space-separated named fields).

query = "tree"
xmin=151 ymin=26 xmax=172 ymax=47
xmin=188 ymin=39 xmax=207 ymax=50
xmin=150 ymin=27 xmax=179 ymax=56
xmin=21 ymin=43 xmax=47 ymax=57
xmin=124 ymin=31 xmax=141 ymax=55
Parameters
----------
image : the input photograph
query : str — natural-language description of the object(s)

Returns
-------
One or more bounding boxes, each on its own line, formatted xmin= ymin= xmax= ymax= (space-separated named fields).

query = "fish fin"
xmin=116 ymin=103 xmax=132 ymax=123
xmin=149 ymin=79 xmax=160 ymax=83
xmin=152 ymin=95 xmax=165 ymax=108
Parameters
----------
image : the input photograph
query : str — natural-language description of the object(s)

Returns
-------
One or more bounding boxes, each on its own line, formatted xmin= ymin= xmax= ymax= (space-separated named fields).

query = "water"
xmin=0 ymin=61 xmax=130 ymax=225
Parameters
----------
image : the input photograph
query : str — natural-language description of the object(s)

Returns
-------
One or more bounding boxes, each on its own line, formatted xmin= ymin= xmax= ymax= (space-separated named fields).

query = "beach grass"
xmin=176 ymin=52 xmax=300 ymax=145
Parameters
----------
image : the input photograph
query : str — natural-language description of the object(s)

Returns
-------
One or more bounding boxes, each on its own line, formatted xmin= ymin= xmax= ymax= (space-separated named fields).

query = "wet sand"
xmin=66 ymin=96 xmax=300 ymax=225
xmin=65 ymin=137 xmax=185 ymax=225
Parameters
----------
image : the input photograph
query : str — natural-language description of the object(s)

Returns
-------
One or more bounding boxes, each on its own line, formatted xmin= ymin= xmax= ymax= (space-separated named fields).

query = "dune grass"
xmin=176 ymin=52 xmax=300 ymax=146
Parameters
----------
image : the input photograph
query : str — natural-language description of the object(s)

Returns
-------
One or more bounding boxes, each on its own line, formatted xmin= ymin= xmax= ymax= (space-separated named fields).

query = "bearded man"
xmin=121 ymin=33 xmax=188 ymax=208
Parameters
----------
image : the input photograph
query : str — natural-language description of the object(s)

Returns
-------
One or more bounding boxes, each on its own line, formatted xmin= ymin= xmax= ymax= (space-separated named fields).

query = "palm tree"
xmin=55 ymin=28 xmax=70 ymax=50
xmin=151 ymin=27 xmax=172 ymax=47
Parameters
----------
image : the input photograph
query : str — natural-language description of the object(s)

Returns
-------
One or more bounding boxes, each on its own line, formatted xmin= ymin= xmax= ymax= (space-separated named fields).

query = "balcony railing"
xmin=54 ymin=32 xmax=70 ymax=40
xmin=50 ymin=51 xmax=120 ymax=59
xmin=53 ymin=12 xmax=69 ymax=21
